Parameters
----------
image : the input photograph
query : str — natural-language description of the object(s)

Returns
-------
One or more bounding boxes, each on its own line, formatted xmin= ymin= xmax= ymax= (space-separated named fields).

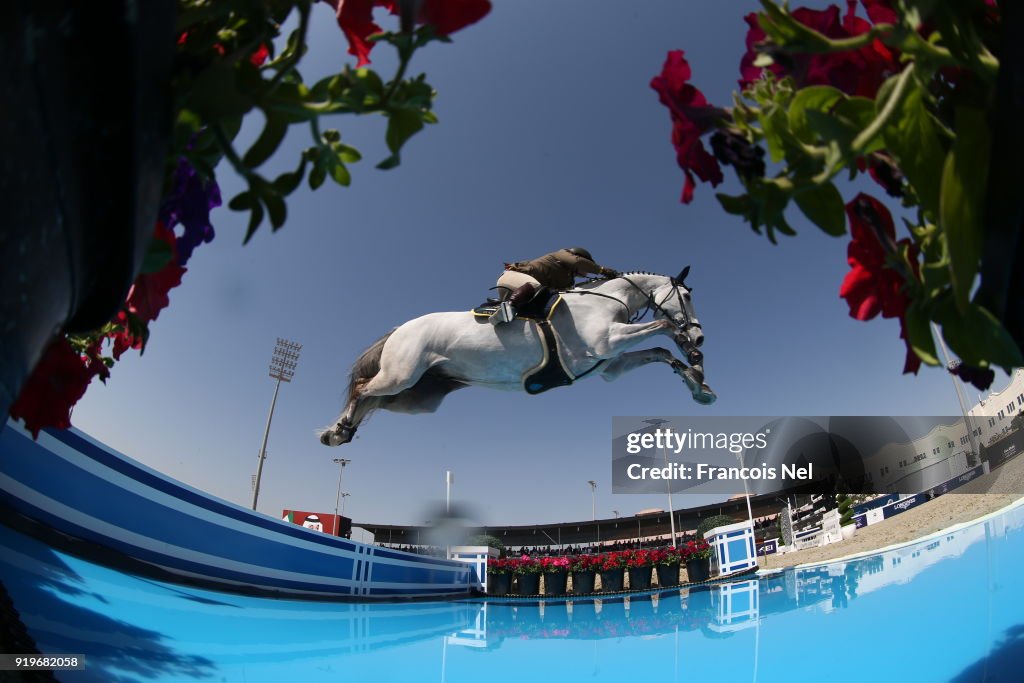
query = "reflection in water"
xmin=0 ymin=502 xmax=1022 ymax=682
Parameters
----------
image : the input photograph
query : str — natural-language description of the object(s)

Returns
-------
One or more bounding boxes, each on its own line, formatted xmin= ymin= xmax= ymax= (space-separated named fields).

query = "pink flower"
xmin=650 ymin=50 xmax=724 ymax=204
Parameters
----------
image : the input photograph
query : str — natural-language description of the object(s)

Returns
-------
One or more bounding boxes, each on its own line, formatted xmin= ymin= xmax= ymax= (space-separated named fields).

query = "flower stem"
xmin=212 ymin=124 xmax=256 ymax=182
xmin=851 ymin=63 xmax=915 ymax=155
xmin=267 ymin=1 xmax=311 ymax=93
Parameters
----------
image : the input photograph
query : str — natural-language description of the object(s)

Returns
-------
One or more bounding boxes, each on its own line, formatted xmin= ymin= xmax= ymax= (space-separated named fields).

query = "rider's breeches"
xmin=496 ymin=270 xmax=541 ymax=300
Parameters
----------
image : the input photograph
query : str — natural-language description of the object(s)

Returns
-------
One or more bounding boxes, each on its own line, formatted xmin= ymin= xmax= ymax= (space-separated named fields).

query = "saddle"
xmin=471 ymin=292 xmax=604 ymax=394
xmin=471 ymin=288 xmax=561 ymax=321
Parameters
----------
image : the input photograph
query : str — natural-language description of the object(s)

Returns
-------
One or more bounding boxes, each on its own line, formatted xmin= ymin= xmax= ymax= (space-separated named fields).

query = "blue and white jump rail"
xmin=0 ymin=422 xmax=477 ymax=600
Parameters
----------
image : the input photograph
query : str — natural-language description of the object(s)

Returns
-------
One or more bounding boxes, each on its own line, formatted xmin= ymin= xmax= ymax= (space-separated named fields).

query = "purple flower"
xmin=158 ymin=157 xmax=222 ymax=265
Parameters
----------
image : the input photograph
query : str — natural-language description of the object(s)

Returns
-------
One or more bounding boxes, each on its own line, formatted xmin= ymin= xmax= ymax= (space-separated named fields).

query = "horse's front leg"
xmin=600 ymin=340 xmax=716 ymax=406
xmin=604 ymin=319 xmax=676 ymax=351
xmin=600 ymin=347 xmax=682 ymax=382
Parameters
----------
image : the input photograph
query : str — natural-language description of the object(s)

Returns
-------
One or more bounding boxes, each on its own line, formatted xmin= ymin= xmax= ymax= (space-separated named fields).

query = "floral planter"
xmin=489 ymin=573 xmax=511 ymax=595
xmin=1 ymin=1 xmax=175 ymax=423
xmin=686 ymin=557 xmax=711 ymax=583
xmin=841 ymin=524 xmax=857 ymax=540
xmin=599 ymin=568 xmax=624 ymax=592
xmin=516 ymin=573 xmax=540 ymax=595
xmin=572 ymin=571 xmax=595 ymax=594
xmin=628 ymin=566 xmax=652 ymax=591
xmin=656 ymin=563 xmax=681 ymax=587
xmin=543 ymin=571 xmax=568 ymax=595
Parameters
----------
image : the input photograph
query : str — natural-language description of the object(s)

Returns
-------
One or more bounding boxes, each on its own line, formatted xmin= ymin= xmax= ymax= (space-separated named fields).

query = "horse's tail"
xmin=346 ymin=329 xmax=396 ymax=402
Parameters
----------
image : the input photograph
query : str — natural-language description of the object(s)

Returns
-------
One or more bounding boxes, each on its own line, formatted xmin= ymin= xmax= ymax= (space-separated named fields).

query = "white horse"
xmin=319 ymin=269 xmax=715 ymax=446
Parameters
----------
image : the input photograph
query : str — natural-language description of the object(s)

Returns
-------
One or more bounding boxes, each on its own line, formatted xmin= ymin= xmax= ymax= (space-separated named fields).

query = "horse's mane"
xmin=571 ymin=271 xmax=669 ymax=290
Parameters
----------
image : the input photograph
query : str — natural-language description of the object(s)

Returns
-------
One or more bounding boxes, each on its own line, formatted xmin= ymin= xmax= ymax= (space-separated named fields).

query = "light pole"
xmin=613 ymin=510 xmax=620 ymax=518
xmin=339 ymin=492 xmax=351 ymax=516
xmin=644 ymin=419 xmax=677 ymax=547
xmin=935 ymin=325 xmax=980 ymax=469
xmin=333 ymin=457 xmax=351 ymax=535
xmin=446 ymin=471 xmax=454 ymax=515
xmin=587 ymin=480 xmax=598 ymax=546
xmin=251 ymin=337 xmax=301 ymax=511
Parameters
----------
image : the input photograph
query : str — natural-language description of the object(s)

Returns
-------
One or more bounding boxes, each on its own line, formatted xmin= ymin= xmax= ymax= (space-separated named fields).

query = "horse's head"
xmin=653 ymin=266 xmax=704 ymax=364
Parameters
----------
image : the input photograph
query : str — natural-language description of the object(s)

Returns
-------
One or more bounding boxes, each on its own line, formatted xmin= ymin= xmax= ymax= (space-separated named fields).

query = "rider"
xmin=491 ymin=247 xmax=620 ymax=324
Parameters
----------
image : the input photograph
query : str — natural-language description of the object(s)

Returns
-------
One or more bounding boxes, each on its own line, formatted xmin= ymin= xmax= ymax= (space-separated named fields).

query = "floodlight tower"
xmin=251 ymin=338 xmax=301 ymax=511
xmin=588 ymin=480 xmax=598 ymax=545
xmin=644 ymin=418 xmax=677 ymax=547
xmin=333 ymin=457 xmax=351 ymax=534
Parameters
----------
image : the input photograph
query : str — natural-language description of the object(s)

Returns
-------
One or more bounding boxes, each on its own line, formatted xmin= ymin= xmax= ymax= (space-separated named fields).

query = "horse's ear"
xmin=676 ymin=265 xmax=690 ymax=284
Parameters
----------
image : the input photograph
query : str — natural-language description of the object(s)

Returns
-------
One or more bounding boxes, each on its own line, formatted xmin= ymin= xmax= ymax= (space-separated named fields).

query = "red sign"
xmin=282 ymin=509 xmax=351 ymax=537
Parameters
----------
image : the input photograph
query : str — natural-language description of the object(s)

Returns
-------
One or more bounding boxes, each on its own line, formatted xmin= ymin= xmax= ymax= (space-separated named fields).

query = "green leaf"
xmin=309 ymin=164 xmax=326 ymax=190
xmin=940 ymin=107 xmax=989 ymax=312
xmin=882 ymin=82 xmax=947 ymax=220
xmin=794 ymin=182 xmax=846 ymax=236
xmin=716 ymin=193 xmax=753 ymax=216
xmin=939 ymin=301 xmax=1024 ymax=370
xmin=903 ymin=302 xmax=940 ymax=367
xmin=243 ymin=203 xmax=265 ymax=244
xmin=228 ymin=190 xmax=255 ymax=211
xmin=789 ymin=86 xmax=843 ymax=143
xmin=140 ymin=238 xmax=174 ymax=274
xmin=265 ymin=191 xmax=287 ymax=229
xmin=385 ymin=109 xmax=424 ymax=155
xmin=243 ymin=114 xmax=288 ymax=168
xmin=273 ymin=159 xmax=307 ymax=195
xmin=335 ymin=143 xmax=362 ymax=164
xmin=329 ymin=161 xmax=351 ymax=186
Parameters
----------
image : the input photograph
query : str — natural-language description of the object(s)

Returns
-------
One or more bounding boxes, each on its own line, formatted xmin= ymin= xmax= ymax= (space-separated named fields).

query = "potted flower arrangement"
xmin=625 ymin=549 xmax=655 ymax=591
xmin=684 ymin=540 xmax=713 ymax=583
xmin=653 ymin=547 xmax=682 ymax=588
xmin=539 ymin=556 xmax=570 ymax=595
xmin=598 ymin=551 xmax=628 ymax=593
xmin=513 ymin=556 xmax=542 ymax=595
xmin=486 ymin=557 xmax=513 ymax=596
xmin=568 ymin=555 xmax=601 ymax=594
xmin=6 ymin=0 xmax=492 ymax=437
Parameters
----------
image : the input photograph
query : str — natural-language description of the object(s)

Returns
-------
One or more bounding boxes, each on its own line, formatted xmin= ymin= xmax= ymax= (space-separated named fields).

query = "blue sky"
xmin=71 ymin=0 xmax=1002 ymax=529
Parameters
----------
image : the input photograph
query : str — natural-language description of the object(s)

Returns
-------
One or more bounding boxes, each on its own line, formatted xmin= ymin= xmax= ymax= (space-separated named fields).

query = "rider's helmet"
xmin=566 ymin=247 xmax=594 ymax=261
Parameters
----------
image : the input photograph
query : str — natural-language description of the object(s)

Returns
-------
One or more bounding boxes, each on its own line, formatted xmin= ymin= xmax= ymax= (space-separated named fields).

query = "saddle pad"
xmin=522 ymin=319 xmax=574 ymax=395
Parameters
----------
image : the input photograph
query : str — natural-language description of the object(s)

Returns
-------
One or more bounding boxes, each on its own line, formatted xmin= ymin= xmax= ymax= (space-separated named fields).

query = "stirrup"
xmin=489 ymin=301 xmax=515 ymax=325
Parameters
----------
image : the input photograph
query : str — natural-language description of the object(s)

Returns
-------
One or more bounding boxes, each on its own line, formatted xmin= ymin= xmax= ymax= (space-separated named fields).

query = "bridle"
xmin=567 ymin=274 xmax=699 ymax=335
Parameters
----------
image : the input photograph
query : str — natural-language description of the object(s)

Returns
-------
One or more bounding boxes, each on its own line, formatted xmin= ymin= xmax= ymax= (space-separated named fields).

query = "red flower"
xmin=250 ymin=43 xmax=270 ymax=66
xmin=326 ymin=0 xmax=491 ymax=67
xmin=125 ymin=224 xmax=187 ymax=326
xmin=650 ymin=50 xmax=724 ymax=204
xmin=10 ymin=338 xmax=109 ymax=438
xmin=840 ymin=194 xmax=912 ymax=320
xmin=840 ymin=193 xmax=922 ymax=374
xmin=740 ymin=2 xmax=899 ymax=98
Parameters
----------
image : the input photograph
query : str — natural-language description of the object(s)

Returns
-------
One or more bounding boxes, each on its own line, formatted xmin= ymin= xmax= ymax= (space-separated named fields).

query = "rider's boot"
xmin=490 ymin=283 xmax=536 ymax=325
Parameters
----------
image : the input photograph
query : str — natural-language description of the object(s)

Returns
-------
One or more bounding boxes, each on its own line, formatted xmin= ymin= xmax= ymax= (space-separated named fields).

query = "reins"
xmin=564 ymin=273 xmax=694 ymax=332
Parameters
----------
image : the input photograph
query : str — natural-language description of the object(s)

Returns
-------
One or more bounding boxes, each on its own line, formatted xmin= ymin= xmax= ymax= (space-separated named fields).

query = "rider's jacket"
xmin=508 ymin=249 xmax=607 ymax=290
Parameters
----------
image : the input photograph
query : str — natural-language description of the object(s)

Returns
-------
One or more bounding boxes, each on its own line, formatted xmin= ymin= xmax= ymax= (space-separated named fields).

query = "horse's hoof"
xmin=693 ymin=384 xmax=717 ymax=405
xmin=679 ymin=367 xmax=703 ymax=394
xmin=320 ymin=432 xmax=332 ymax=446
